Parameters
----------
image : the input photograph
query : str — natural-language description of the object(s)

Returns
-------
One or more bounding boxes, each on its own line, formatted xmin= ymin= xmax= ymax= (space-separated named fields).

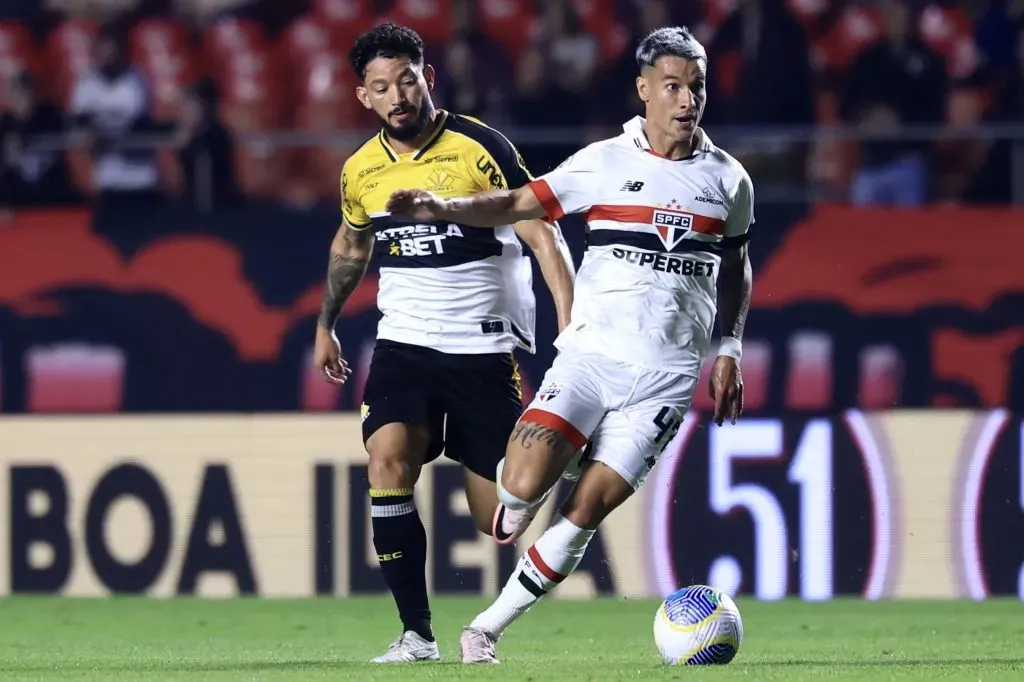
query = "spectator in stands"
xmin=509 ymin=45 xmax=579 ymax=171
xmin=705 ymin=0 xmax=815 ymax=185
xmin=69 ymin=21 xmax=165 ymax=212
xmin=590 ymin=0 xmax=701 ymax=127
xmin=964 ymin=23 xmax=1024 ymax=203
xmin=707 ymin=0 xmax=814 ymax=128
xmin=840 ymin=1 xmax=948 ymax=207
xmin=536 ymin=0 xmax=599 ymax=111
xmin=432 ymin=0 xmax=513 ymax=125
xmin=174 ymin=78 xmax=238 ymax=210
xmin=0 ymin=71 xmax=78 ymax=211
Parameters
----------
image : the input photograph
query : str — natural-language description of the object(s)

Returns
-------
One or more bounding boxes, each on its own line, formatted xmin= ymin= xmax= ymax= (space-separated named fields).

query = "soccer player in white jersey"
xmin=388 ymin=25 xmax=752 ymax=663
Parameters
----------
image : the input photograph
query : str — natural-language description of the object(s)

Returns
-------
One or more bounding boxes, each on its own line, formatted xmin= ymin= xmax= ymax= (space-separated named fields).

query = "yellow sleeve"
xmin=340 ymin=162 xmax=372 ymax=229
xmin=454 ymin=116 xmax=534 ymax=192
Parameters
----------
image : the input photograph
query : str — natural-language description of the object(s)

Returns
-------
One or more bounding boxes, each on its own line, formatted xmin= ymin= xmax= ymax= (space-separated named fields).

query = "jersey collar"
xmin=623 ymin=115 xmax=714 ymax=159
xmin=378 ymin=109 xmax=451 ymax=163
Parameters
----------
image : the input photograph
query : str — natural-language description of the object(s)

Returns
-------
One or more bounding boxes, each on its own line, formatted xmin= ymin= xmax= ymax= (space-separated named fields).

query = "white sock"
xmin=470 ymin=514 xmax=595 ymax=636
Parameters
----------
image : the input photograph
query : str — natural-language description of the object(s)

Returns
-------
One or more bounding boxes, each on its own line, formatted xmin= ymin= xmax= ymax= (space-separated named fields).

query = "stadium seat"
xmin=311 ymin=0 xmax=372 ymax=27
xmin=574 ymin=0 xmax=627 ymax=64
xmin=476 ymin=0 xmax=532 ymax=63
xmin=203 ymin=16 xmax=267 ymax=81
xmin=294 ymin=53 xmax=362 ymax=203
xmin=377 ymin=0 xmax=454 ymax=47
xmin=131 ymin=19 xmax=194 ymax=120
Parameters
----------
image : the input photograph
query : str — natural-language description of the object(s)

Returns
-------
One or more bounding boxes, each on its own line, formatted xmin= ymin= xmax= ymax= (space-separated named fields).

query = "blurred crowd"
xmin=1 ymin=0 xmax=1023 ymax=212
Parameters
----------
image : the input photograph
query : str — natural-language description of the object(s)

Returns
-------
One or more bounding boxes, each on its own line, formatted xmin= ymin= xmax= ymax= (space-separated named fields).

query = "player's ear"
xmin=636 ymin=74 xmax=650 ymax=104
xmin=355 ymin=84 xmax=372 ymax=110
xmin=423 ymin=63 xmax=435 ymax=90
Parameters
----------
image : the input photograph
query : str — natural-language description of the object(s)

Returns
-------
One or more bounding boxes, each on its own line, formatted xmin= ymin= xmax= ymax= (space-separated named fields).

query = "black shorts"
xmin=360 ymin=340 xmax=523 ymax=481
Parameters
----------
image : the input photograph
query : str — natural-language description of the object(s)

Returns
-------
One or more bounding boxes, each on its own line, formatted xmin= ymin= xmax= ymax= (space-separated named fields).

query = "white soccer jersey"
xmin=527 ymin=116 xmax=754 ymax=377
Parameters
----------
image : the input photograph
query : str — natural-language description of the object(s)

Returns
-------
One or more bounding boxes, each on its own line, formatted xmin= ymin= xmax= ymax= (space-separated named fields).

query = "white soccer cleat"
xmin=370 ymin=631 xmax=441 ymax=663
xmin=492 ymin=496 xmax=547 ymax=545
xmin=460 ymin=626 xmax=500 ymax=664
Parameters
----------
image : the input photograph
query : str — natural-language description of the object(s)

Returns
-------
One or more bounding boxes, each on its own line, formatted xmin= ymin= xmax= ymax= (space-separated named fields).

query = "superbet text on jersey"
xmin=528 ymin=116 xmax=754 ymax=378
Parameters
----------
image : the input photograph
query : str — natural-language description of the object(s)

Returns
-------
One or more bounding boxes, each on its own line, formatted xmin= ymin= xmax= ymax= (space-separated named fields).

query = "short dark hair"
xmin=348 ymin=23 xmax=425 ymax=80
xmin=635 ymin=26 xmax=707 ymax=71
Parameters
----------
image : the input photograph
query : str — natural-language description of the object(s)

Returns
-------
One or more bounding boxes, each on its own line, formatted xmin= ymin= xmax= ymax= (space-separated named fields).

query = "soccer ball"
xmin=653 ymin=585 xmax=743 ymax=665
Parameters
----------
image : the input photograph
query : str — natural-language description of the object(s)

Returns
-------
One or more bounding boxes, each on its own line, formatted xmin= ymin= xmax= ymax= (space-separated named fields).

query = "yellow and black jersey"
xmin=340 ymin=111 xmax=537 ymax=355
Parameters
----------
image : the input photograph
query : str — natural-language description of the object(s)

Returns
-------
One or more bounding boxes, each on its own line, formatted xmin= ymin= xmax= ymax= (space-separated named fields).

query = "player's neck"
xmin=384 ymin=108 xmax=444 ymax=155
xmin=645 ymin=126 xmax=698 ymax=161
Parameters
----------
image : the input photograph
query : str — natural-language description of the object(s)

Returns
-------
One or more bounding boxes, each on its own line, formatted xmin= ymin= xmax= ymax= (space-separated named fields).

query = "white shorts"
xmin=521 ymin=352 xmax=698 ymax=490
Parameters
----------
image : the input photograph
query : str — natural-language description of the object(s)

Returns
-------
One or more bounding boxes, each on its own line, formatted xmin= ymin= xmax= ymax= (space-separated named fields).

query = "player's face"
xmin=357 ymin=58 xmax=436 ymax=142
xmin=637 ymin=56 xmax=706 ymax=142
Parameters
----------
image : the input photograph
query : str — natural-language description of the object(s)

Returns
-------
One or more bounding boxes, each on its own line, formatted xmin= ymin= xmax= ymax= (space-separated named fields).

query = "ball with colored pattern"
xmin=653 ymin=585 xmax=743 ymax=665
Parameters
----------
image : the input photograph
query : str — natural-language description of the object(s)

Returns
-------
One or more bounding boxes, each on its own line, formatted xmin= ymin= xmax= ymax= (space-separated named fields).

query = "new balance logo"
xmin=620 ymin=180 xmax=645 ymax=192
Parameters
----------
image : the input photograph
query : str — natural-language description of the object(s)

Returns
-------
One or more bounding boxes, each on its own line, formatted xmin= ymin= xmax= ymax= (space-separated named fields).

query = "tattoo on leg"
xmin=510 ymin=422 xmax=566 ymax=450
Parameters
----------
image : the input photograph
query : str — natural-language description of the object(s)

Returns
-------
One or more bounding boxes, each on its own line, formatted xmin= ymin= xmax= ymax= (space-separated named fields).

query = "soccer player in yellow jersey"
xmin=311 ymin=24 xmax=576 ymax=663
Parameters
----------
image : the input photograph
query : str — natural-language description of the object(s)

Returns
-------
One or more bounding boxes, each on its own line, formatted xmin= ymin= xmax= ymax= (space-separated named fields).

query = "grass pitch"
xmin=2 ymin=597 xmax=1023 ymax=680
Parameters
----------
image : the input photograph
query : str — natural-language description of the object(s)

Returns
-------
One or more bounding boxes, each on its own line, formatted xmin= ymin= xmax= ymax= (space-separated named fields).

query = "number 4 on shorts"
xmin=653 ymin=407 xmax=683 ymax=453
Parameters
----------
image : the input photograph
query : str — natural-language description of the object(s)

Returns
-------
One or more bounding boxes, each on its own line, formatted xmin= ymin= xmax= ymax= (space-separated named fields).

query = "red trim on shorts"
xmin=521 ymin=408 xmax=587 ymax=451
xmin=527 ymin=546 xmax=566 ymax=583
xmin=527 ymin=179 xmax=565 ymax=221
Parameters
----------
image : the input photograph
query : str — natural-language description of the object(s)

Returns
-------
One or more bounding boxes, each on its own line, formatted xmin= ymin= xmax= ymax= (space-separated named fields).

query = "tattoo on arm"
xmin=317 ymin=226 xmax=373 ymax=329
xmin=716 ymin=245 xmax=753 ymax=340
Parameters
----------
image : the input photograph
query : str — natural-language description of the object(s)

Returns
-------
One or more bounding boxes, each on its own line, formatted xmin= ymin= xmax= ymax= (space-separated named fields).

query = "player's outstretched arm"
xmin=514 ymin=219 xmax=575 ymax=333
xmin=386 ymin=186 xmax=547 ymax=227
xmin=313 ymin=220 xmax=374 ymax=385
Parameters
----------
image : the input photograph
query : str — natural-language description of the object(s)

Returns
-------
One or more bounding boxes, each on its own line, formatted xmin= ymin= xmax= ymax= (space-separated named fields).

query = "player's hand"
xmin=709 ymin=355 xmax=743 ymax=426
xmin=313 ymin=324 xmax=351 ymax=385
xmin=386 ymin=189 xmax=445 ymax=221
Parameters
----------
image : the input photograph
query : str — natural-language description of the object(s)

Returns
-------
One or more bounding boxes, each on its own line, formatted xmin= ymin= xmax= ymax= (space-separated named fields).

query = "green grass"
xmin=2 ymin=597 xmax=1023 ymax=680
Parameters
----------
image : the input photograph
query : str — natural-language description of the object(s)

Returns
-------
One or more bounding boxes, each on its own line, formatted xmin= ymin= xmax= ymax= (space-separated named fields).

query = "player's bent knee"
xmin=365 ymin=423 xmax=429 ymax=489
xmin=367 ymin=453 xmax=414 ymax=489
xmin=498 ymin=461 xmax=550 ymax=509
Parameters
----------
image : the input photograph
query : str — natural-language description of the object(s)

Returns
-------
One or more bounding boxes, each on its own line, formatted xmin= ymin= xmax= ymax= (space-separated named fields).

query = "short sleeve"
xmin=340 ymin=162 xmax=371 ymax=229
xmin=722 ymin=169 xmax=754 ymax=247
xmin=526 ymin=145 xmax=602 ymax=221
xmin=460 ymin=118 xmax=534 ymax=191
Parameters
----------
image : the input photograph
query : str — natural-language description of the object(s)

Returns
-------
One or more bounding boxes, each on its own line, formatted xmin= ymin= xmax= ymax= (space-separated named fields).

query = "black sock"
xmin=371 ymin=488 xmax=433 ymax=642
